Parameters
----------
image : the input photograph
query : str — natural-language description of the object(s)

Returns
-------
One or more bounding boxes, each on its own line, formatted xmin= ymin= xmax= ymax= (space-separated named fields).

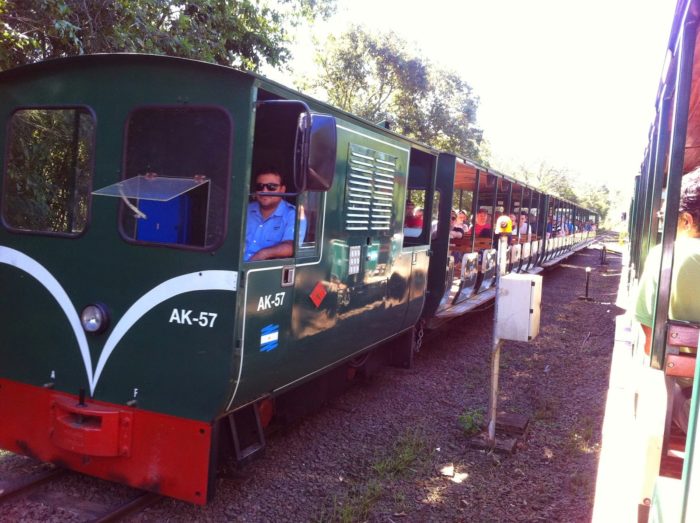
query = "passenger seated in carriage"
xmin=404 ymin=199 xmax=423 ymax=237
xmin=404 ymin=199 xmax=421 ymax=227
xmin=451 ymin=209 xmax=467 ymax=238
xmin=518 ymin=212 xmax=531 ymax=238
xmin=474 ymin=208 xmax=492 ymax=238
xmin=636 ymin=168 xmax=700 ymax=433
xmin=449 ymin=211 xmax=465 ymax=265
xmin=456 ymin=209 xmax=470 ymax=234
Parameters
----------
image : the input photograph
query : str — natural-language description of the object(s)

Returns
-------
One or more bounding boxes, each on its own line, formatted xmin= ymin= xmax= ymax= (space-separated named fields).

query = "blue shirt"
xmin=244 ymin=199 xmax=297 ymax=261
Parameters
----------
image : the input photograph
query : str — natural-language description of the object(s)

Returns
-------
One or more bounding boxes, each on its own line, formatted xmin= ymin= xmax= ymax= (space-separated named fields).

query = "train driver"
xmin=244 ymin=168 xmax=302 ymax=261
xmin=635 ymin=168 xmax=700 ymax=433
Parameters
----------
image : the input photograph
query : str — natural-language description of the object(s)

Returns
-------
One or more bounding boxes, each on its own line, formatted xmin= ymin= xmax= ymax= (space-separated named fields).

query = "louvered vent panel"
xmin=345 ymin=144 xmax=397 ymax=232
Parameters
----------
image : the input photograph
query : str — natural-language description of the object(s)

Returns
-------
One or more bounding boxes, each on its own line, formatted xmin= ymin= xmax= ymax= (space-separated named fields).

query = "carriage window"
xmin=118 ymin=106 xmax=231 ymax=249
xmin=2 ymin=108 xmax=95 ymax=235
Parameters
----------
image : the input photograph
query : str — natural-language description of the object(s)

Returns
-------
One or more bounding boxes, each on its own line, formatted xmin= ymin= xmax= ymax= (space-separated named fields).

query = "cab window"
xmin=118 ymin=106 xmax=231 ymax=249
xmin=2 ymin=107 xmax=95 ymax=235
xmin=247 ymin=96 xmax=309 ymax=262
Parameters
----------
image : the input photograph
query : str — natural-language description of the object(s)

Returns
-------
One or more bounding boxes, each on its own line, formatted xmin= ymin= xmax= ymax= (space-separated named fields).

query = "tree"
xmin=299 ymin=27 xmax=484 ymax=161
xmin=577 ymin=182 xmax=611 ymax=221
xmin=0 ymin=0 xmax=336 ymax=71
xmin=512 ymin=161 xmax=578 ymax=202
xmin=510 ymin=160 xmax=611 ymax=220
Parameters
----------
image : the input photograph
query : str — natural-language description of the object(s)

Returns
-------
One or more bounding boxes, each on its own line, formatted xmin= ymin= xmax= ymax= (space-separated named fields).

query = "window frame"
xmin=117 ymin=104 xmax=233 ymax=252
xmin=1 ymin=104 xmax=97 ymax=238
xmin=295 ymin=190 xmax=325 ymax=259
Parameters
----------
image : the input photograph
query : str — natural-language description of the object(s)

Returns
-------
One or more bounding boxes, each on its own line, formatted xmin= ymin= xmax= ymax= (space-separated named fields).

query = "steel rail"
xmin=93 ymin=491 xmax=161 ymax=523
xmin=0 ymin=468 xmax=66 ymax=503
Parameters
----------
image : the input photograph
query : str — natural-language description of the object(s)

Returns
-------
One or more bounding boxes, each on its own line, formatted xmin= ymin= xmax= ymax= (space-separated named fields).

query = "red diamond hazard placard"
xmin=309 ymin=281 xmax=327 ymax=308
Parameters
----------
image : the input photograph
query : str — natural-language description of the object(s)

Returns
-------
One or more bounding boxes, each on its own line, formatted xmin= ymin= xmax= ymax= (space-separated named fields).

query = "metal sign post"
xmin=487 ymin=218 xmax=512 ymax=447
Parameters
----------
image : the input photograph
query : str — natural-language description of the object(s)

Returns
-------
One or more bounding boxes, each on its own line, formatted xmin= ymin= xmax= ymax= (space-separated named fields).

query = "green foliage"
xmin=299 ymin=27 xmax=484 ymax=161
xmin=512 ymin=161 xmax=578 ymax=202
xmin=458 ymin=407 xmax=484 ymax=436
xmin=510 ymin=160 xmax=610 ymax=219
xmin=0 ymin=0 xmax=336 ymax=71
xmin=577 ymin=182 xmax=611 ymax=221
xmin=453 ymin=190 xmax=473 ymax=213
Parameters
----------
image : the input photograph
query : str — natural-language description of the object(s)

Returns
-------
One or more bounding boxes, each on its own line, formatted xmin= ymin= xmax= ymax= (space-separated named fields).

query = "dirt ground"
xmin=0 ymin=245 xmax=623 ymax=522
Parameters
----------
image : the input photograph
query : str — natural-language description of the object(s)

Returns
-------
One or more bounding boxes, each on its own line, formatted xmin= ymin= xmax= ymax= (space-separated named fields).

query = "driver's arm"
xmin=250 ymin=240 xmax=294 ymax=261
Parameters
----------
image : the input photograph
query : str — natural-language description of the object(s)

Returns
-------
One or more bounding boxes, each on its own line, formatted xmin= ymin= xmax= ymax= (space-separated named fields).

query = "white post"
xmin=487 ymin=231 xmax=510 ymax=446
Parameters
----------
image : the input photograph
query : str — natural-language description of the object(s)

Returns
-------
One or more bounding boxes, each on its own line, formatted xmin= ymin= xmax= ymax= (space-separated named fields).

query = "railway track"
xmin=0 ymin=466 xmax=161 ymax=522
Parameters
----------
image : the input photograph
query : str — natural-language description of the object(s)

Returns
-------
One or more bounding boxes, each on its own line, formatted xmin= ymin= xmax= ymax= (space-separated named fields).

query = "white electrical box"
xmin=495 ymin=273 xmax=542 ymax=342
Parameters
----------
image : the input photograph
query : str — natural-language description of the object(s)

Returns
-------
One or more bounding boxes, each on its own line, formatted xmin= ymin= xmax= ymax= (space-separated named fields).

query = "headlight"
xmin=81 ymin=303 xmax=109 ymax=334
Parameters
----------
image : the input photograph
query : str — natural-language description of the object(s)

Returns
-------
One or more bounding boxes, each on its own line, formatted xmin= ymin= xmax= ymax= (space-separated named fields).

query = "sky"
xmin=270 ymin=0 xmax=679 ymax=195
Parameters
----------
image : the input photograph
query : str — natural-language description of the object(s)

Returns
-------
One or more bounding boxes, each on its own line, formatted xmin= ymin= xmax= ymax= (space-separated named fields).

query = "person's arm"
xmin=249 ymin=240 xmax=294 ymax=261
xmin=635 ymin=245 xmax=661 ymax=356
xmin=641 ymin=323 xmax=652 ymax=356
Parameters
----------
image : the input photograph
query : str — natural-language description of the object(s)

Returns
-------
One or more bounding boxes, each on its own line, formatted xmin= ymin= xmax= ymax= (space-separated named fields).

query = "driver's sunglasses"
xmin=255 ymin=183 xmax=280 ymax=191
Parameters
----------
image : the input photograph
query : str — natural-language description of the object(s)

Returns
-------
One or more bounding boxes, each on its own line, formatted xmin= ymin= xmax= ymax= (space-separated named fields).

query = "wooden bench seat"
xmin=665 ymin=354 xmax=696 ymax=378
xmin=665 ymin=322 xmax=698 ymax=378
xmin=660 ymin=321 xmax=699 ymax=479
xmin=450 ymin=235 xmax=493 ymax=253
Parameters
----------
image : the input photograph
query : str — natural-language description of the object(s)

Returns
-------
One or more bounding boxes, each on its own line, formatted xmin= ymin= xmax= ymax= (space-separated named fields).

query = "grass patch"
xmin=458 ymin=408 xmax=484 ymax=436
xmin=532 ymin=397 xmax=560 ymax=421
xmin=565 ymin=416 xmax=599 ymax=454
xmin=318 ymin=480 xmax=383 ymax=523
xmin=373 ymin=430 xmax=428 ymax=478
xmin=314 ymin=430 xmax=430 ymax=522
xmin=392 ymin=490 xmax=407 ymax=512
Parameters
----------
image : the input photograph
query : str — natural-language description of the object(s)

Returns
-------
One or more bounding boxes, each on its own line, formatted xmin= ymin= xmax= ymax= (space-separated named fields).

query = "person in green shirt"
xmin=635 ymin=169 xmax=700 ymax=432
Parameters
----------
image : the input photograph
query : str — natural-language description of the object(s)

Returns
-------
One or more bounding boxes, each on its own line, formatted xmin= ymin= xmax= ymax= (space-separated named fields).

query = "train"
xmin=628 ymin=0 xmax=700 ymax=520
xmin=0 ymin=53 xmax=597 ymax=504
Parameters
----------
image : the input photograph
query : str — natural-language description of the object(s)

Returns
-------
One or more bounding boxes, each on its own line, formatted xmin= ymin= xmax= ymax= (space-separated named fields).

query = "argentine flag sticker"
xmin=260 ymin=324 xmax=279 ymax=352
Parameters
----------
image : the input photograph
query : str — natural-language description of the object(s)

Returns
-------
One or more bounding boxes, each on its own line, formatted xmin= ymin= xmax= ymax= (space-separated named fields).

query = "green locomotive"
xmin=0 ymin=54 xmax=596 ymax=503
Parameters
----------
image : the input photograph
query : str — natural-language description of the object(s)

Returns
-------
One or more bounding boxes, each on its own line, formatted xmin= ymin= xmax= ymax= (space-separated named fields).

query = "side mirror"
xmin=300 ymin=113 xmax=337 ymax=192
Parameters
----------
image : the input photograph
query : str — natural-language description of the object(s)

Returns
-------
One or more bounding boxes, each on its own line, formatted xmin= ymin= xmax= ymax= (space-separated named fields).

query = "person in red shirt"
xmin=473 ymin=208 xmax=492 ymax=238
xmin=404 ymin=199 xmax=423 ymax=227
